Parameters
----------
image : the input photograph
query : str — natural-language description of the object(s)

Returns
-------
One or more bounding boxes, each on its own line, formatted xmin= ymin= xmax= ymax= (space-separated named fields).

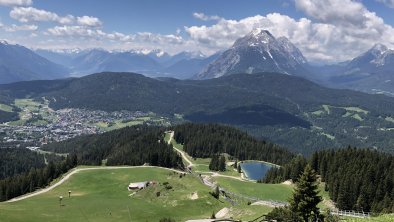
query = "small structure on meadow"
xmin=128 ymin=182 xmax=148 ymax=190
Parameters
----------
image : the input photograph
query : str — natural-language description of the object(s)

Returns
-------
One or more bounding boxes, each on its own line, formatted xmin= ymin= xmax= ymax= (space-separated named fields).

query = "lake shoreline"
xmin=240 ymin=161 xmax=274 ymax=181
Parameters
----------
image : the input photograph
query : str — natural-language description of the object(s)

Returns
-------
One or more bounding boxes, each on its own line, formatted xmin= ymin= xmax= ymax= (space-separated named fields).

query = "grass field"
xmin=95 ymin=118 xmax=147 ymax=131
xmin=0 ymin=168 xmax=224 ymax=221
xmin=215 ymin=177 xmax=293 ymax=202
xmin=315 ymin=105 xmax=369 ymax=121
xmin=0 ymin=103 xmax=13 ymax=112
xmin=8 ymin=99 xmax=52 ymax=126
xmin=0 ymin=167 xmax=277 ymax=221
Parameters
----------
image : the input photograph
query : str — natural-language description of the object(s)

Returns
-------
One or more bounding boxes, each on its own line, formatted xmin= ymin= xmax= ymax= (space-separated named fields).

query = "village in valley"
xmin=0 ymin=98 xmax=170 ymax=149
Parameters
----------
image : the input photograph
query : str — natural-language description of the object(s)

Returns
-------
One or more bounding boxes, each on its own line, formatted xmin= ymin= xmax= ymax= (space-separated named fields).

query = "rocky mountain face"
xmin=196 ymin=29 xmax=308 ymax=79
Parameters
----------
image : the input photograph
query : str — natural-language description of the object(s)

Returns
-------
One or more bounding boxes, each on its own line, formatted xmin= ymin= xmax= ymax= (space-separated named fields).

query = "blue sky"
xmin=0 ymin=0 xmax=394 ymax=63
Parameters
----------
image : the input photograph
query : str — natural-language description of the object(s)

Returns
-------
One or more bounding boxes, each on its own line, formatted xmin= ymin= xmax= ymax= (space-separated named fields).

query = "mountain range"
xmin=35 ymin=47 xmax=217 ymax=79
xmin=1 ymin=29 xmax=394 ymax=97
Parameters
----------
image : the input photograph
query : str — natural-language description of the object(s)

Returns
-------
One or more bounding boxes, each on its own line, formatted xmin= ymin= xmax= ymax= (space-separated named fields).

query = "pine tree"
xmin=209 ymin=155 xmax=219 ymax=171
xmin=219 ymin=155 xmax=226 ymax=171
xmin=237 ymin=163 xmax=241 ymax=173
xmin=289 ymin=164 xmax=322 ymax=222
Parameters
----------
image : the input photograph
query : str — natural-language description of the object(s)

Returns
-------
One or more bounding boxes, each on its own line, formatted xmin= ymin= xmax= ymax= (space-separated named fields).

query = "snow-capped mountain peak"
xmin=346 ymin=43 xmax=394 ymax=68
xmin=197 ymin=29 xmax=308 ymax=79
xmin=250 ymin=28 xmax=274 ymax=40
xmin=0 ymin=40 xmax=9 ymax=45
xmin=370 ymin=44 xmax=394 ymax=66
xmin=234 ymin=28 xmax=276 ymax=48
xmin=370 ymin=43 xmax=388 ymax=56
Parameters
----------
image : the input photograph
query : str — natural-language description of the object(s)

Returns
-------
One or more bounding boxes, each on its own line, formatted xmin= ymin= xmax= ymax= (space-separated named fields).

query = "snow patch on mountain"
xmin=197 ymin=29 xmax=308 ymax=79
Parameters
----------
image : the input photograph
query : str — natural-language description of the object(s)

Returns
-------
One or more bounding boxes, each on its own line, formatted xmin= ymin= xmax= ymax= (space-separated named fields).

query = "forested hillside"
xmin=0 ymin=110 xmax=18 ymax=123
xmin=263 ymin=147 xmax=394 ymax=213
xmin=0 ymin=149 xmax=46 ymax=180
xmin=173 ymin=123 xmax=294 ymax=165
xmin=42 ymin=125 xmax=184 ymax=168
xmin=0 ymin=154 xmax=77 ymax=201
xmin=3 ymin=72 xmax=394 ymax=154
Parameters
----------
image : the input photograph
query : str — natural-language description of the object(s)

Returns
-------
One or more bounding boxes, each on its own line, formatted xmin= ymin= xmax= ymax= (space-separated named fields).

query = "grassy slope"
xmin=0 ymin=103 xmax=13 ymax=112
xmin=0 ymin=167 xmax=278 ymax=221
xmin=215 ymin=177 xmax=292 ymax=202
xmin=0 ymin=168 xmax=225 ymax=221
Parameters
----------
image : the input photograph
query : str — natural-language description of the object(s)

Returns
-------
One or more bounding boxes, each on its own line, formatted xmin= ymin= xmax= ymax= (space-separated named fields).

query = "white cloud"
xmin=184 ymin=0 xmax=394 ymax=62
xmin=9 ymin=7 xmax=102 ymax=28
xmin=376 ymin=0 xmax=394 ymax=8
xmin=46 ymin=25 xmax=183 ymax=46
xmin=294 ymin=0 xmax=367 ymax=27
xmin=10 ymin=7 xmax=74 ymax=24
xmin=47 ymin=26 xmax=102 ymax=38
xmin=193 ymin=12 xmax=222 ymax=21
xmin=0 ymin=0 xmax=31 ymax=6
xmin=4 ymin=24 xmax=38 ymax=32
xmin=8 ymin=0 xmax=394 ymax=63
xmin=77 ymin=16 xmax=102 ymax=27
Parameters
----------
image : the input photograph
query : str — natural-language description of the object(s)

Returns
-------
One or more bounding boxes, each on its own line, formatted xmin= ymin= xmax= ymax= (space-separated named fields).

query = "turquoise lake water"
xmin=240 ymin=162 xmax=273 ymax=180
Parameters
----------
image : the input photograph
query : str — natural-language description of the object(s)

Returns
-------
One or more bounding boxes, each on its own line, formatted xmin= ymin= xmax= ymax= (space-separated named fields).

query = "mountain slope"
xmin=36 ymin=48 xmax=212 ymax=79
xmin=3 ymin=72 xmax=394 ymax=154
xmin=197 ymin=29 xmax=308 ymax=79
xmin=162 ymin=52 xmax=221 ymax=79
xmin=34 ymin=49 xmax=85 ymax=67
xmin=0 ymin=41 xmax=69 ymax=84
xmin=318 ymin=44 xmax=394 ymax=95
xmin=70 ymin=50 xmax=162 ymax=76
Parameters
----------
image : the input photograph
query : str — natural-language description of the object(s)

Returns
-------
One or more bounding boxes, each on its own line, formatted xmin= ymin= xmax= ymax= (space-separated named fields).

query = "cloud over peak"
xmin=2 ymin=0 xmax=394 ymax=63
xmin=184 ymin=0 xmax=394 ymax=62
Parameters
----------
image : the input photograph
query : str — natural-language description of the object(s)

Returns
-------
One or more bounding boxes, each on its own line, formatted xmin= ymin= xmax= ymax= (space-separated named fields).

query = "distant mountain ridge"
xmin=315 ymin=43 xmax=394 ymax=95
xmin=35 ymin=48 xmax=212 ymax=79
xmin=7 ymin=29 xmax=394 ymax=96
xmin=0 ymin=41 xmax=69 ymax=84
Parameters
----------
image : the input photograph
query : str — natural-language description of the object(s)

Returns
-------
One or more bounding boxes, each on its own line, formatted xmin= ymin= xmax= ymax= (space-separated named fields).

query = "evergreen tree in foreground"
xmin=266 ymin=164 xmax=323 ymax=221
xmin=290 ymin=164 xmax=322 ymax=222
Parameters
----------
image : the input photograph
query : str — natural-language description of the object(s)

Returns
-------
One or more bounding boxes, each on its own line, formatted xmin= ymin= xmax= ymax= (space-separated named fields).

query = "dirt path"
xmin=211 ymin=172 xmax=245 ymax=181
xmin=167 ymin=131 xmax=194 ymax=167
xmin=167 ymin=131 xmax=250 ymax=182
xmin=7 ymin=166 xmax=184 ymax=203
